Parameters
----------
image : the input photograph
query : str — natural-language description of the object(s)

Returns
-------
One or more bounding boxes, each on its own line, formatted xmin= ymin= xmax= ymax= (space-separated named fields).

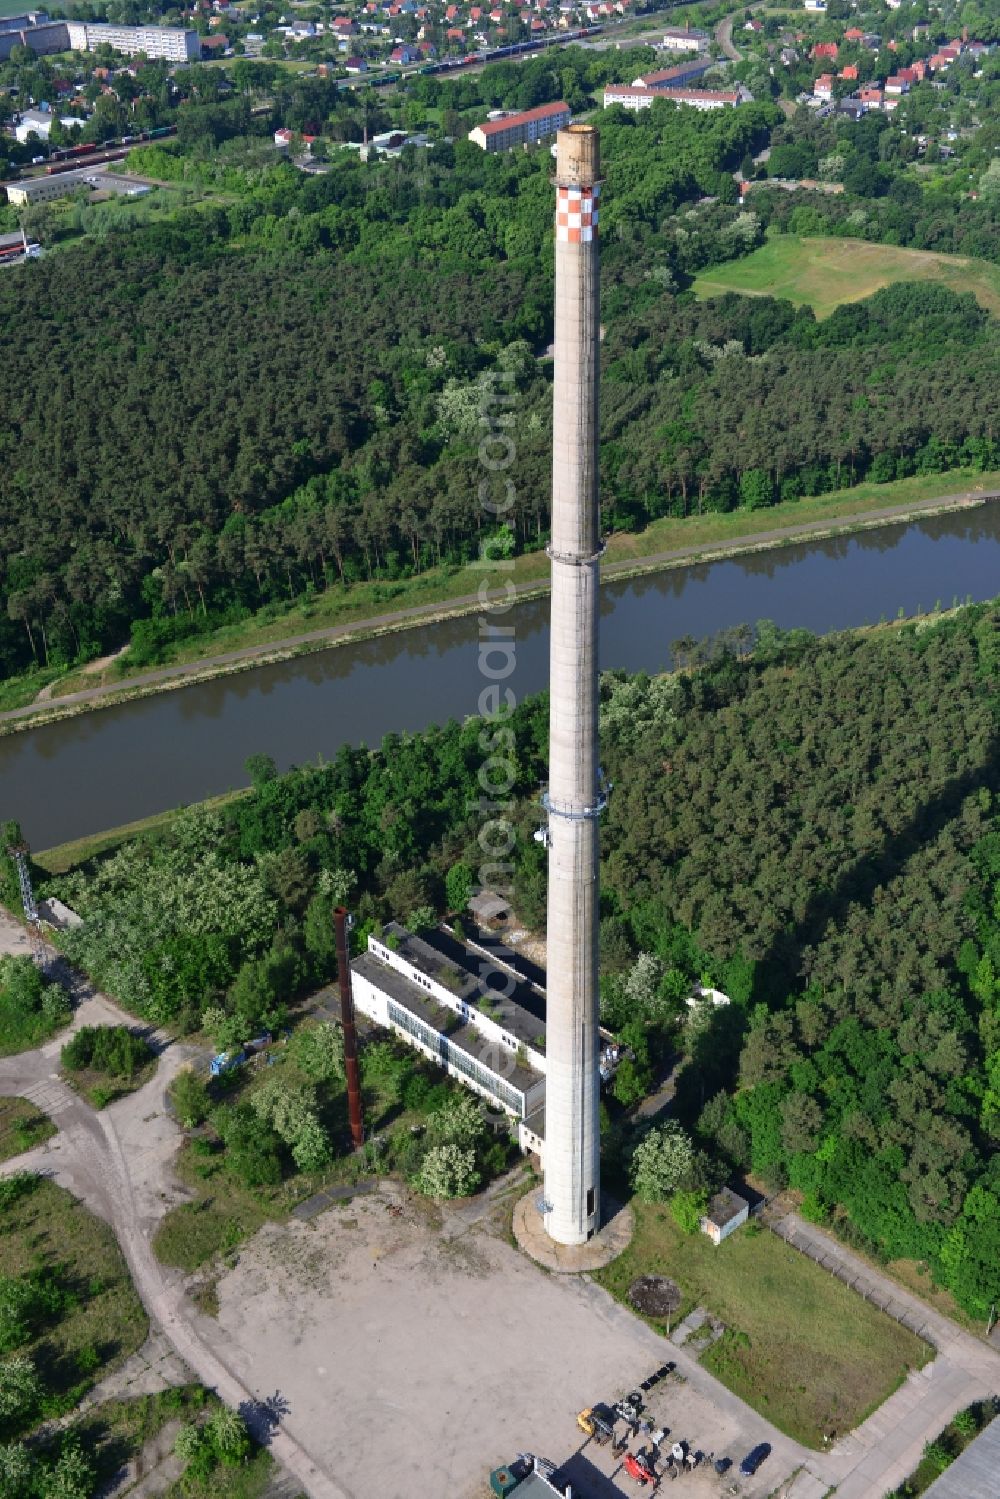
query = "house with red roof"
xmin=839 ymin=64 xmax=858 ymax=80
xmin=811 ymin=41 xmax=838 ymax=60
xmin=813 ymin=72 xmax=834 ymax=98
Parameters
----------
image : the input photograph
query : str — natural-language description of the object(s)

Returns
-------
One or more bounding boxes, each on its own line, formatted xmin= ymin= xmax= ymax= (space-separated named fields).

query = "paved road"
xmin=4 ymin=908 xmax=999 ymax=1499
xmin=0 ymin=911 xmax=349 ymax=1499
xmin=762 ymin=1208 xmax=1000 ymax=1499
xmin=2 ymin=489 xmax=994 ymax=733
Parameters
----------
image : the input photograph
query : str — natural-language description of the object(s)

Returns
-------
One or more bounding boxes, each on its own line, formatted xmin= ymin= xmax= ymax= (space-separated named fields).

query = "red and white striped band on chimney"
xmin=555 ymin=183 xmax=600 ymax=243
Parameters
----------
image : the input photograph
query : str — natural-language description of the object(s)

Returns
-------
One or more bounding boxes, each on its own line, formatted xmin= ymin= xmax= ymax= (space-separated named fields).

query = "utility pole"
xmin=334 ymin=906 xmax=365 ymax=1151
xmin=6 ymin=840 xmax=46 ymax=969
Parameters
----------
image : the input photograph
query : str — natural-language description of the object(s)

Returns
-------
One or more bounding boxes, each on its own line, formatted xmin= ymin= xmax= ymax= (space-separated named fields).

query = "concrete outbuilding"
xmin=701 ymin=1187 xmax=750 ymax=1246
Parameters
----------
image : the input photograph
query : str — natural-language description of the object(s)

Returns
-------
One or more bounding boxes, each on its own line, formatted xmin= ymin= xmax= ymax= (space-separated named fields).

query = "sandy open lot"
xmin=209 ymin=1185 xmax=800 ymax=1499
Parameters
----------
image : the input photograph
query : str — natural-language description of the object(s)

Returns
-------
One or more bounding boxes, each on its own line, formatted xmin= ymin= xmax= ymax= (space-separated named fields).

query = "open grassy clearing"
xmin=0 ymin=1176 xmax=148 ymax=1437
xmin=13 ymin=467 xmax=999 ymax=725
xmin=693 ymin=233 xmax=1000 ymax=320
xmin=883 ymin=1257 xmax=980 ymax=1334
xmin=595 ymin=1203 xmax=931 ymax=1447
xmin=0 ymin=1096 xmax=56 ymax=1162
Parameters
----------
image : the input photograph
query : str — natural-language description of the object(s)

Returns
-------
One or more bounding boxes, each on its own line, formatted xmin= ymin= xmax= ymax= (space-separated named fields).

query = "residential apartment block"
xmin=604 ymin=83 xmax=746 ymax=111
xmin=65 ymin=22 xmax=201 ymax=60
xmin=468 ymin=99 xmax=570 ymax=150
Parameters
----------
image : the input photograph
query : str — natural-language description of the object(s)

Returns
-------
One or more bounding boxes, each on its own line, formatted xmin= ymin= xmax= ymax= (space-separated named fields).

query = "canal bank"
xmin=1 ymin=484 xmax=995 ymax=739
xmin=5 ymin=500 xmax=1000 ymax=852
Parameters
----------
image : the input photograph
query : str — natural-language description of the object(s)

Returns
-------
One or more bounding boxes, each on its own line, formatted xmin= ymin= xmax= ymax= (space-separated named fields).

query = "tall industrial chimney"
xmin=334 ymin=906 xmax=365 ymax=1151
xmin=542 ymin=124 xmax=603 ymax=1246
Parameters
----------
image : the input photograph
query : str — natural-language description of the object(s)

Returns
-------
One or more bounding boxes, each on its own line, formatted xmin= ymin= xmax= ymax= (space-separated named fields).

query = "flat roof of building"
xmin=380 ymin=922 xmax=547 ymax=1046
xmin=924 ymin=1417 xmax=1000 ymax=1498
xmin=705 ymin=1187 xmax=749 ymax=1228
xmin=354 ymin=949 xmax=544 ymax=1094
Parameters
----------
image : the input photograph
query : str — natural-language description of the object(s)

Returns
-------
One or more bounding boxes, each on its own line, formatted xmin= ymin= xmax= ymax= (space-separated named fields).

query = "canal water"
xmin=3 ymin=504 xmax=998 ymax=850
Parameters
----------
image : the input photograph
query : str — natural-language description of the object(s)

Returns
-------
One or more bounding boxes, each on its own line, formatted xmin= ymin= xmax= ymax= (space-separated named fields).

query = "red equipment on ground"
xmin=623 ymin=1451 xmax=657 ymax=1486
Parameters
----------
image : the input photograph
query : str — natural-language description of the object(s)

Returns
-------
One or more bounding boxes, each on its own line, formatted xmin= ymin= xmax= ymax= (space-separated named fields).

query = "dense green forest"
xmin=1 ymin=25 xmax=998 ymax=692
xmin=12 ymin=600 xmax=998 ymax=1319
xmin=3 ymin=36 xmax=1000 ymax=684
xmin=1 ymin=88 xmax=778 ymax=680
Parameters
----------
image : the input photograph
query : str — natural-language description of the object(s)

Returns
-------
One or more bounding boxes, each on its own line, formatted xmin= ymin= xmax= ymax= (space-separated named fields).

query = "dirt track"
xmin=2 ymin=907 xmax=998 ymax=1499
xmin=0 ymin=909 xmax=349 ymax=1499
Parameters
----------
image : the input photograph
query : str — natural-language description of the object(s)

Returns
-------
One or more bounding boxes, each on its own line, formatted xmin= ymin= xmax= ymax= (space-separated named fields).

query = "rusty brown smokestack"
xmin=334 ymin=906 xmax=365 ymax=1151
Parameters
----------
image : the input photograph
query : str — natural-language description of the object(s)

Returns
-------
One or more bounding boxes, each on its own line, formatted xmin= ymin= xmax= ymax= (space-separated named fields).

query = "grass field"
xmin=596 ymin=1204 xmax=930 ymax=1447
xmin=0 ymin=1175 xmax=148 ymax=1438
xmin=693 ymin=234 xmax=1000 ymax=320
xmin=0 ymin=1095 xmax=56 ymax=1162
xmin=10 ymin=466 xmax=998 ymax=724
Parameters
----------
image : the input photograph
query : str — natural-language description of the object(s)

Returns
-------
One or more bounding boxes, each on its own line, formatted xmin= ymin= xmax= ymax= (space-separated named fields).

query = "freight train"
xmin=336 ymin=26 xmax=603 ymax=90
xmin=44 ymin=124 xmax=175 ymax=173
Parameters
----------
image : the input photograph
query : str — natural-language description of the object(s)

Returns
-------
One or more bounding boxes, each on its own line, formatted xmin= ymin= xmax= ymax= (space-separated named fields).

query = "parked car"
xmin=740 ymin=1442 xmax=772 ymax=1477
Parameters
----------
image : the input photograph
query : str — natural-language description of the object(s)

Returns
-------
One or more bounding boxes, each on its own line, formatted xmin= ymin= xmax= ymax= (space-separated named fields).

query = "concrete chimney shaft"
xmin=542 ymin=124 xmax=603 ymax=1247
